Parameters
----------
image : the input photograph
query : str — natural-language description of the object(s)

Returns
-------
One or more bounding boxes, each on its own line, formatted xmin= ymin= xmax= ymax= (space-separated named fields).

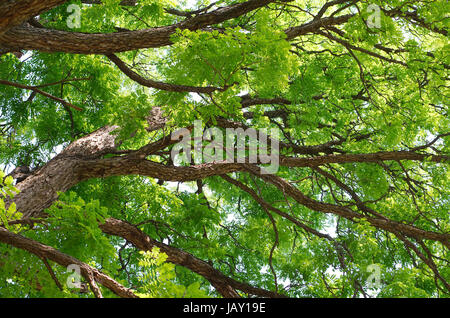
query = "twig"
xmin=0 ymin=79 xmax=83 ymax=111
xmin=41 ymin=257 xmax=63 ymax=291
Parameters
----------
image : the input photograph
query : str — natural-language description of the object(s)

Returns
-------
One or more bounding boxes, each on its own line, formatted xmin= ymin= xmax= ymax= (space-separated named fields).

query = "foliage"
xmin=137 ymin=247 xmax=209 ymax=298
xmin=0 ymin=0 xmax=449 ymax=298
xmin=0 ymin=170 xmax=20 ymax=232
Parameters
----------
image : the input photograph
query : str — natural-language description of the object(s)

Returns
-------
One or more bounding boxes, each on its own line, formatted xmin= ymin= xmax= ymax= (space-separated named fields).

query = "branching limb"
xmin=106 ymin=54 xmax=235 ymax=93
xmin=0 ymin=226 xmax=138 ymax=298
xmin=243 ymin=164 xmax=450 ymax=248
xmin=0 ymin=0 xmax=67 ymax=35
xmin=99 ymin=217 xmax=288 ymax=298
xmin=0 ymin=79 xmax=83 ymax=111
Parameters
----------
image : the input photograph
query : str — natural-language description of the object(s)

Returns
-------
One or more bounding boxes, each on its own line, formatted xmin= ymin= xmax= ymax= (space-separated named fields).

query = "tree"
xmin=0 ymin=0 xmax=448 ymax=298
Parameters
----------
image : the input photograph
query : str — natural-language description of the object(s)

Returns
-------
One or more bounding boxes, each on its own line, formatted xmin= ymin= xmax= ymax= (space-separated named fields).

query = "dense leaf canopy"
xmin=0 ymin=0 xmax=448 ymax=298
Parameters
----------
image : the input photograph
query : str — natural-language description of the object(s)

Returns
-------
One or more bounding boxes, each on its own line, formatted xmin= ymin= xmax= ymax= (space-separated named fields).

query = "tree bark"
xmin=99 ymin=217 xmax=286 ymax=298
xmin=0 ymin=0 xmax=67 ymax=35
xmin=0 ymin=0 xmax=277 ymax=54
xmin=0 ymin=226 xmax=137 ymax=298
xmin=0 ymin=1 xmax=357 ymax=55
xmin=8 ymin=126 xmax=119 ymax=218
xmin=4 ymin=121 xmax=449 ymax=296
xmin=8 ymin=123 xmax=448 ymax=250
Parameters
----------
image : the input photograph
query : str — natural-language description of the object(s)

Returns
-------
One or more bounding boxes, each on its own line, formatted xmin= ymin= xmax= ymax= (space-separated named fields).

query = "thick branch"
xmin=240 ymin=94 xmax=292 ymax=108
xmin=0 ymin=226 xmax=137 ymax=298
xmin=99 ymin=217 xmax=287 ymax=298
xmin=0 ymin=0 xmax=67 ymax=35
xmin=0 ymin=0 xmax=277 ymax=54
xmin=81 ymin=0 xmax=137 ymax=5
xmin=280 ymin=151 xmax=449 ymax=167
xmin=284 ymin=14 xmax=354 ymax=40
xmin=9 ymin=123 xmax=448 ymax=220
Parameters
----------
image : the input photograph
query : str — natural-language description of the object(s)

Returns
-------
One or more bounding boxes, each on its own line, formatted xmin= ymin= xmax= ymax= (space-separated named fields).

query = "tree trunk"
xmin=9 ymin=126 xmax=119 ymax=218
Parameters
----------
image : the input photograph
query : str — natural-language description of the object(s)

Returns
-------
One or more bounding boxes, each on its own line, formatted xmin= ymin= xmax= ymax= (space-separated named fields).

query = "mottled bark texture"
xmin=0 ymin=0 xmax=67 ymax=35
xmin=7 ymin=126 xmax=119 ymax=218
xmin=0 ymin=226 xmax=137 ymax=298
xmin=0 ymin=0 xmax=277 ymax=54
xmin=100 ymin=218 xmax=287 ymax=298
xmin=7 ymin=122 xmax=449 ymax=248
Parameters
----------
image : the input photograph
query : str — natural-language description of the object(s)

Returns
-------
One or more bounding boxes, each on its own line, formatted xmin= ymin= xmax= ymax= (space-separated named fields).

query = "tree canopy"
xmin=0 ymin=0 xmax=448 ymax=298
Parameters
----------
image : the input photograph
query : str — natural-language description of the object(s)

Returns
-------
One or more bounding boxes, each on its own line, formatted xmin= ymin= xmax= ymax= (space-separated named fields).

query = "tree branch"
xmin=244 ymin=164 xmax=450 ymax=248
xmin=0 ymin=0 xmax=67 ymax=35
xmin=0 ymin=0 xmax=278 ymax=54
xmin=0 ymin=226 xmax=138 ymax=298
xmin=106 ymin=54 xmax=233 ymax=93
xmin=0 ymin=79 xmax=83 ymax=111
xmin=99 ymin=217 xmax=287 ymax=298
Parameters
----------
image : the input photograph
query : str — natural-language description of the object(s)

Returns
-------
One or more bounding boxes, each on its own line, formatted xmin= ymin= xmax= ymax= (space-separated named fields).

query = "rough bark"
xmin=4 ymin=120 xmax=448 ymax=296
xmin=10 ymin=122 xmax=447 ymax=222
xmin=0 ymin=0 xmax=277 ymax=54
xmin=0 ymin=0 xmax=67 ymax=35
xmin=284 ymin=13 xmax=354 ymax=40
xmin=0 ymin=226 xmax=137 ymax=298
xmin=99 ymin=217 xmax=287 ymax=298
xmin=280 ymin=151 xmax=449 ymax=167
xmin=8 ymin=126 xmax=119 ymax=218
xmin=1 ymin=0 xmax=448 ymax=298
xmin=0 ymin=2 xmax=358 ymax=55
